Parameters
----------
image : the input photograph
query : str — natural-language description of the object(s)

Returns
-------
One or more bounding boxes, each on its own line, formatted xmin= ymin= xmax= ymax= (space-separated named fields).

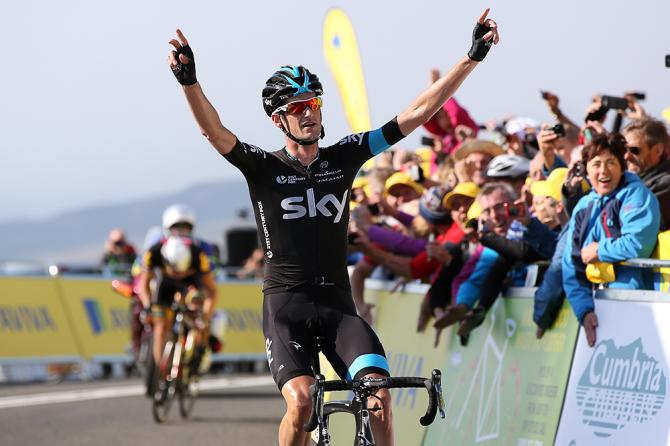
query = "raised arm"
xmin=168 ymin=29 xmax=238 ymax=156
xmin=396 ymin=9 xmax=499 ymax=136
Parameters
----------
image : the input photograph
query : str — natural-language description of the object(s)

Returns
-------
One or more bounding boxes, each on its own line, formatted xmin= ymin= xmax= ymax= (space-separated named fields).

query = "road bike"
xmin=152 ymin=290 xmax=204 ymax=423
xmin=304 ymin=363 xmax=445 ymax=445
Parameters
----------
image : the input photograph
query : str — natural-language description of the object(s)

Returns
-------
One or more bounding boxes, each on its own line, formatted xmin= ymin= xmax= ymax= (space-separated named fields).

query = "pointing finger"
xmin=176 ymin=29 xmax=189 ymax=47
xmin=478 ymin=7 xmax=490 ymax=24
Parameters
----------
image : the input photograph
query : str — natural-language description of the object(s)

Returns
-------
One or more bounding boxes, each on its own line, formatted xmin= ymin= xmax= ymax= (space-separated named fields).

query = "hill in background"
xmin=0 ymin=180 xmax=257 ymax=265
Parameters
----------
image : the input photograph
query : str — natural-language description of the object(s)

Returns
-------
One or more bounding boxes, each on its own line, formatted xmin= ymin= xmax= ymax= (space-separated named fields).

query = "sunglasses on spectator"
xmin=275 ymin=97 xmax=322 ymax=115
xmin=113 ymin=240 xmax=126 ymax=247
xmin=627 ymin=146 xmax=641 ymax=155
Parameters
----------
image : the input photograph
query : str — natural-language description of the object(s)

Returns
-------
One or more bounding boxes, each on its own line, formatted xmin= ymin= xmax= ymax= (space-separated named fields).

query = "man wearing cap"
xmin=453 ymin=140 xmax=504 ymax=187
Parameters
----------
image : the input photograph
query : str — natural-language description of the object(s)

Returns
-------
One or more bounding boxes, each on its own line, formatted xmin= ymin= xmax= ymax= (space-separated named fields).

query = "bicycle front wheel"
xmin=152 ymin=340 xmax=177 ymax=423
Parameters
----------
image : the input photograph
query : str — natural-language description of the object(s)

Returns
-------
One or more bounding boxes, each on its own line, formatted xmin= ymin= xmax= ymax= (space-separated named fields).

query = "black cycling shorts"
xmin=154 ymin=276 xmax=201 ymax=308
xmin=262 ymin=285 xmax=389 ymax=390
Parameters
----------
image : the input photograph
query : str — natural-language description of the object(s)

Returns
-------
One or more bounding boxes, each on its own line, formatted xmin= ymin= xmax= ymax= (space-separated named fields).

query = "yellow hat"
xmin=586 ymin=262 xmax=616 ymax=284
xmin=466 ymin=200 xmax=482 ymax=221
xmin=443 ymin=182 xmax=480 ymax=209
xmin=384 ymin=172 xmax=425 ymax=197
xmin=352 ymin=177 xmax=368 ymax=190
xmin=453 ymin=140 xmax=504 ymax=161
xmin=530 ymin=168 xmax=568 ymax=202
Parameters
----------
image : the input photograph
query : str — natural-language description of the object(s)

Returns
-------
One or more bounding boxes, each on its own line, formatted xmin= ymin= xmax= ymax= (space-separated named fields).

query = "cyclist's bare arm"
xmin=396 ymin=9 xmax=499 ymax=136
xmin=138 ymin=269 xmax=155 ymax=309
xmin=168 ymin=29 xmax=237 ymax=156
xmin=201 ymin=271 xmax=218 ymax=321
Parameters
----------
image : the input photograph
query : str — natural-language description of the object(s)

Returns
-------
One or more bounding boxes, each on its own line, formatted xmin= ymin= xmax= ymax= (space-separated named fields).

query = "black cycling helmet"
xmin=262 ymin=65 xmax=323 ymax=117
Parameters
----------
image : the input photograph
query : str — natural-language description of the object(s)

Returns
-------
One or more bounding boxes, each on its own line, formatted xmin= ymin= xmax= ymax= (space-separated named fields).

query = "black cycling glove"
xmin=171 ymin=45 xmax=197 ymax=86
xmin=467 ymin=21 xmax=493 ymax=62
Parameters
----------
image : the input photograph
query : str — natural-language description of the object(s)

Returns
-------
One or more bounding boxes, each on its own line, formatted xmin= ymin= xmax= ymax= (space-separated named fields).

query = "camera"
xmin=549 ymin=123 xmax=565 ymax=137
xmin=573 ymin=161 xmax=585 ymax=178
xmin=421 ymin=136 xmax=435 ymax=147
xmin=601 ymin=95 xmax=629 ymax=110
xmin=629 ymin=91 xmax=646 ymax=101
xmin=666 ymin=55 xmax=670 ymax=68
xmin=367 ymin=203 xmax=380 ymax=216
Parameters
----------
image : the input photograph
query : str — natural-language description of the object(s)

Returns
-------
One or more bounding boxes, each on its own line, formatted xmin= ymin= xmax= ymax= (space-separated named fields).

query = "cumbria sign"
xmin=576 ymin=338 xmax=666 ymax=438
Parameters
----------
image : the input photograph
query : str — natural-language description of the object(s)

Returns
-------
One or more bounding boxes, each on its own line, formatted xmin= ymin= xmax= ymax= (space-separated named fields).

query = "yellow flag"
xmin=662 ymin=107 xmax=670 ymax=124
xmin=323 ymin=8 xmax=371 ymax=134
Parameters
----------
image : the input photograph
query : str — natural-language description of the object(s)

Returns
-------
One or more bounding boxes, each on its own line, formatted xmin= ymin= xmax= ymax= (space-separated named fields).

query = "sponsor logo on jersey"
xmin=281 ymin=188 xmax=348 ymax=223
xmin=257 ymin=201 xmax=272 ymax=257
xmin=338 ymin=133 xmax=365 ymax=146
xmin=320 ymin=161 xmax=329 ymax=169
xmin=289 ymin=341 xmax=302 ymax=351
xmin=314 ymin=168 xmax=344 ymax=183
xmin=576 ymin=338 xmax=666 ymax=438
xmin=276 ymin=174 xmax=306 ymax=185
xmin=242 ymin=143 xmax=267 ymax=159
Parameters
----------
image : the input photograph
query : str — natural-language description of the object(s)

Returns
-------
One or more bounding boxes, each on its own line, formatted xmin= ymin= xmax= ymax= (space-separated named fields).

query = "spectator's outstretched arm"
xmin=561 ymin=217 xmax=594 ymax=325
xmin=396 ymin=9 xmax=499 ymax=136
xmin=168 ymin=29 xmax=237 ymax=156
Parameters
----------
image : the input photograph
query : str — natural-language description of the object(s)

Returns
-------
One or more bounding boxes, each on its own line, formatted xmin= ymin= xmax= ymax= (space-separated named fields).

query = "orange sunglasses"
xmin=275 ymin=97 xmax=323 ymax=115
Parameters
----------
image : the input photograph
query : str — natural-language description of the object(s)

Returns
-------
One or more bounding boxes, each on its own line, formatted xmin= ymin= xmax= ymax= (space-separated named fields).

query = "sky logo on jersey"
xmin=281 ymin=188 xmax=348 ymax=223
xmin=83 ymin=298 xmax=108 ymax=335
xmin=576 ymin=338 xmax=666 ymax=438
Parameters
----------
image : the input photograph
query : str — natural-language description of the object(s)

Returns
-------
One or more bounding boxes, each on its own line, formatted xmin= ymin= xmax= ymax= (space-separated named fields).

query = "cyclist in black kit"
xmin=168 ymin=9 xmax=499 ymax=445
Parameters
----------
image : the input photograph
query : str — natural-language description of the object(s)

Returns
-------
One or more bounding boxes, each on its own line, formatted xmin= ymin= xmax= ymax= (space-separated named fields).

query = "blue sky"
xmin=3 ymin=0 xmax=669 ymax=223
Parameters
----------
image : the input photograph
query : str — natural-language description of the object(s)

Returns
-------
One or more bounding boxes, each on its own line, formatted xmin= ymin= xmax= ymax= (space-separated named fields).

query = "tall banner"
xmin=424 ymin=298 xmax=579 ymax=446
xmin=214 ymin=282 xmax=264 ymax=357
xmin=555 ymin=299 xmax=670 ymax=445
xmin=323 ymin=8 xmax=371 ymax=135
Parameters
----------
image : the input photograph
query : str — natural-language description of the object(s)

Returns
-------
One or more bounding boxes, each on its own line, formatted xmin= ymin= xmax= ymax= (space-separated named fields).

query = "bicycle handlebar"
xmin=304 ymin=369 xmax=445 ymax=432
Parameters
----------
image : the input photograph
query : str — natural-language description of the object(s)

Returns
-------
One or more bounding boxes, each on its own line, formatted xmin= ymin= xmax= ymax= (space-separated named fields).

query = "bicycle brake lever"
xmin=433 ymin=369 xmax=446 ymax=419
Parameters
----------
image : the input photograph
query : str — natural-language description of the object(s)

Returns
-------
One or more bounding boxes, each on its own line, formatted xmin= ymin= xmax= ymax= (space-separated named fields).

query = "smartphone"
xmin=585 ymin=105 xmax=608 ymax=123
xmin=666 ymin=55 xmax=670 ymax=68
xmin=409 ymin=164 xmax=425 ymax=183
xmin=540 ymin=90 xmax=550 ymax=100
xmin=601 ymin=95 xmax=628 ymax=110
xmin=630 ymin=92 xmax=646 ymax=100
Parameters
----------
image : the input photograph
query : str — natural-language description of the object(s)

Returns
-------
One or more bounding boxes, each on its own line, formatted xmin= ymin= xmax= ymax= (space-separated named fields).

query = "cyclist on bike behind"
xmin=138 ymin=204 xmax=218 ymax=392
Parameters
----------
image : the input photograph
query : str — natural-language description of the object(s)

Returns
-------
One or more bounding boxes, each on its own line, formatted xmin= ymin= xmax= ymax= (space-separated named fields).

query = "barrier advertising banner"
xmin=55 ymin=278 xmax=132 ymax=360
xmin=214 ymin=282 xmax=264 ymax=356
xmin=424 ymin=297 xmax=579 ymax=446
xmin=555 ymin=299 xmax=670 ymax=446
xmin=0 ymin=277 xmax=80 ymax=361
xmin=326 ymin=286 xmax=450 ymax=446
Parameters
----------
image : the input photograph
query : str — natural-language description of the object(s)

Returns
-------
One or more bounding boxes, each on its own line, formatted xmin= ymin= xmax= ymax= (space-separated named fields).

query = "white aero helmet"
xmin=160 ymin=236 xmax=193 ymax=273
xmin=162 ymin=204 xmax=196 ymax=232
xmin=486 ymin=154 xmax=530 ymax=180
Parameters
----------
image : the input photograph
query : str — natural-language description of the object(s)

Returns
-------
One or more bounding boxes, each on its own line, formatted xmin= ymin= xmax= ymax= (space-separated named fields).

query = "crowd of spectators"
xmin=343 ymin=79 xmax=670 ymax=348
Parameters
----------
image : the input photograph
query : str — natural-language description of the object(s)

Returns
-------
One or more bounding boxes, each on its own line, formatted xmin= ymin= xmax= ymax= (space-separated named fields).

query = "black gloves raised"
xmin=467 ymin=21 xmax=493 ymax=62
xmin=171 ymin=45 xmax=197 ymax=86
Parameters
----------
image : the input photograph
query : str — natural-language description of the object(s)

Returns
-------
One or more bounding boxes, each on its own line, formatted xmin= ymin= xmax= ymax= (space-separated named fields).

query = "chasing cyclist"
xmin=138 ymin=204 xmax=218 ymax=393
xmin=168 ymin=9 xmax=499 ymax=445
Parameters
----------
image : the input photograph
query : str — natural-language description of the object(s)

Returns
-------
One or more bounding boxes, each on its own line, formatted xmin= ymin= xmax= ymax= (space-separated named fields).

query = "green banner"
xmin=424 ymin=297 xmax=578 ymax=446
